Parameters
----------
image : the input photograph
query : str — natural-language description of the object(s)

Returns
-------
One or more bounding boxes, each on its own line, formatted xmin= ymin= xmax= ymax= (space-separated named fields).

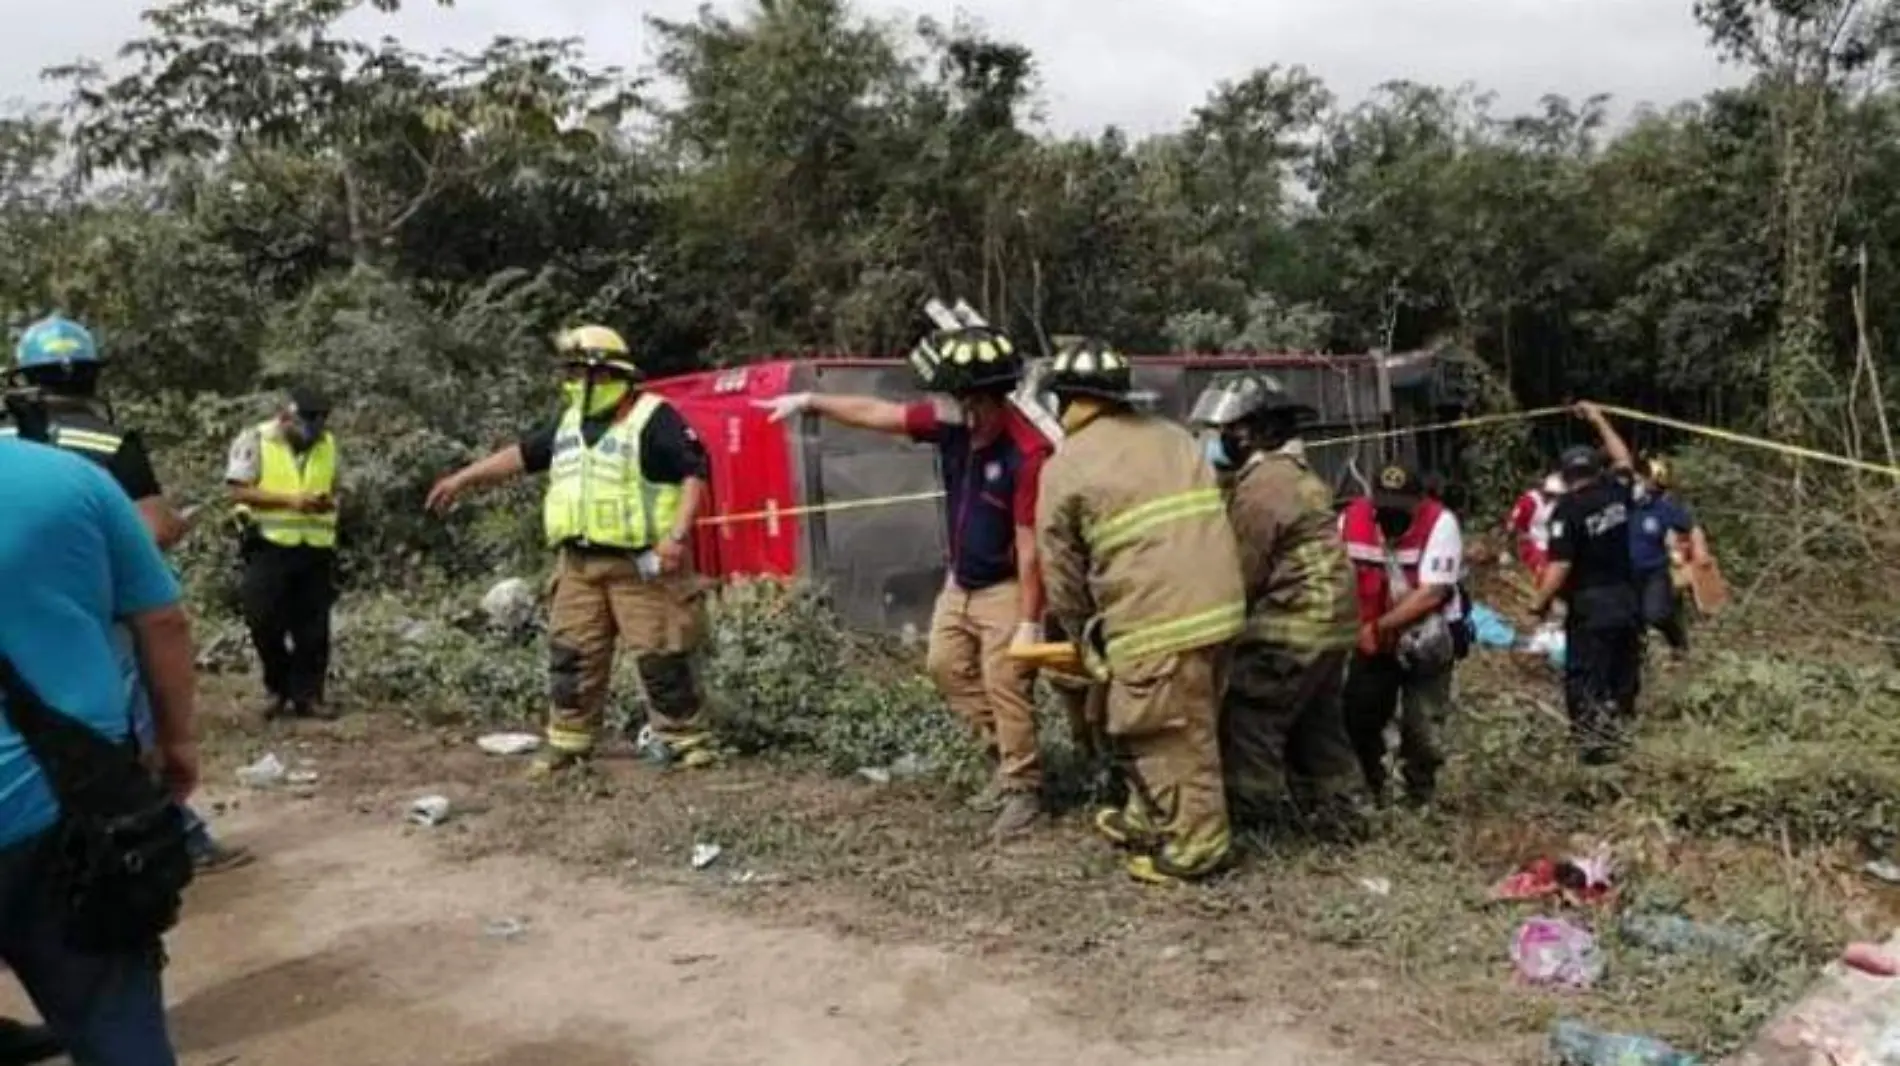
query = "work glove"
xmin=1011 ymin=621 xmax=1043 ymax=649
xmin=755 ymin=393 xmax=814 ymax=424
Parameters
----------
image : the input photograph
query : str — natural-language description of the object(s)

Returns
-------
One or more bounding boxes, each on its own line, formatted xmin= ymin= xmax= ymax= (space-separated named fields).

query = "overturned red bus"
xmin=648 ymin=351 xmax=1461 ymax=636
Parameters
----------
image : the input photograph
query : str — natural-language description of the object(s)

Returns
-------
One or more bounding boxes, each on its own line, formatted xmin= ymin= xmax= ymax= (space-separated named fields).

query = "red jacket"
xmin=1340 ymin=496 xmax=1447 ymax=625
xmin=1509 ymin=489 xmax=1555 ymax=574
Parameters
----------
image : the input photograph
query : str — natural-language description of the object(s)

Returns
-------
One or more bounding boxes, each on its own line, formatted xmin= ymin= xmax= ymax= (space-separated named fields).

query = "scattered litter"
xmin=888 ymin=753 xmax=929 ymax=779
xmin=1549 ymin=1019 xmax=1699 ymax=1065
xmin=483 ymin=917 xmax=527 ymax=940
xmin=690 ymin=843 xmax=723 ymax=870
xmin=480 ymin=578 xmax=536 ymax=631
xmin=1511 ymin=917 xmax=1604 ymax=990
xmin=1863 ymin=859 xmax=1900 ymax=886
xmin=1357 ymin=876 xmax=1393 ymax=897
xmin=729 ymin=870 xmax=783 ymax=886
xmin=1468 ymin=603 xmax=1518 ymax=650
xmin=476 ymin=733 xmax=542 ymax=757
xmin=285 ymin=770 xmax=319 ymax=786
xmin=1842 ymin=942 xmax=1899 ymax=977
xmin=1525 ymin=622 xmax=1567 ymax=669
xmin=1491 ymin=846 xmax=1615 ymax=907
xmin=1620 ymin=913 xmax=1764 ymax=959
xmin=407 ymin=795 xmax=453 ymax=827
xmin=236 ymin=753 xmax=287 ymax=789
xmin=855 ymin=766 xmax=892 ymax=785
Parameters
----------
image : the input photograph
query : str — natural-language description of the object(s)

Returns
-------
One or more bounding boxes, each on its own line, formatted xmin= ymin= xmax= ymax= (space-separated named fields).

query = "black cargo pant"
xmin=1564 ymin=586 xmax=1644 ymax=761
xmin=241 ymin=542 xmax=335 ymax=706
xmin=1343 ymin=652 xmax=1453 ymax=803
xmin=1221 ymin=643 xmax=1359 ymax=831
xmin=1637 ymin=567 xmax=1688 ymax=652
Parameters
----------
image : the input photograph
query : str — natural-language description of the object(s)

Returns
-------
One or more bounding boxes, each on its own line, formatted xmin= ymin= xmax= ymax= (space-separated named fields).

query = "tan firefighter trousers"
xmin=545 ymin=549 xmax=709 ymax=756
xmin=925 ymin=580 xmax=1041 ymax=793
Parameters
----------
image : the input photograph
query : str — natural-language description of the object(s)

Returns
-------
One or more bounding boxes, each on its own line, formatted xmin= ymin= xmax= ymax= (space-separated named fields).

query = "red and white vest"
xmin=1340 ymin=496 xmax=1447 ymax=625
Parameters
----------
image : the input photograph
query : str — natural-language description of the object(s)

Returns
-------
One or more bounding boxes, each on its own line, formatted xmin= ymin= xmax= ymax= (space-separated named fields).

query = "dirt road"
xmin=5 ymin=791 xmax=1372 ymax=1066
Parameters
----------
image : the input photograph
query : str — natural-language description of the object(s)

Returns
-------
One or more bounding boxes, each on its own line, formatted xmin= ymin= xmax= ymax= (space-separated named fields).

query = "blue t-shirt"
xmin=0 ymin=440 xmax=181 ymax=848
xmin=1629 ymin=492 xmax=1695 ymax=574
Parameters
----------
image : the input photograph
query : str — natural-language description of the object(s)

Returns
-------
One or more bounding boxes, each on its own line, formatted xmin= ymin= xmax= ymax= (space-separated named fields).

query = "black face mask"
xmin=1374 ymin=506 xmax=1413 ymax=539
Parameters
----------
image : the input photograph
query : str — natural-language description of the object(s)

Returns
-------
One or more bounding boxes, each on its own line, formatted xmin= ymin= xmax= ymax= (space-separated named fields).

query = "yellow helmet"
xmin=554 ymin=325 xmax=639 ymax=377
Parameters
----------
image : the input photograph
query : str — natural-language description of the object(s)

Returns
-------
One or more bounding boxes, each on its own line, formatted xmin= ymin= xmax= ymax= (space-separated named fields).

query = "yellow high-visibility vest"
xmin=542 ymin=394 xmax=682 ymax=551
xmin=247 ymin=422 xmax=338 ymax=549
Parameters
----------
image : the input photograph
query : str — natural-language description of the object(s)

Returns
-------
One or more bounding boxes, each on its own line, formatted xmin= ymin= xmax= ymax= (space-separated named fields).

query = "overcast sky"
xmin=0 ymin=0 xmax=1740 ymax=134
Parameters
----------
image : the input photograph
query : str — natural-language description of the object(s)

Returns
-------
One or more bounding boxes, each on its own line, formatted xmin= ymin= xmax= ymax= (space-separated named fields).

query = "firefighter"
xmin=1036 ymin=338 xmax=1245 ymax=884
xmin=1530 ymin=403 xmax=1642 ymax=763
xmin=4 ymin=314 xmax=251 ymax=876
xmin=758 ymin=327 xmax=1054 ymax=838
xmin=226 ymin=386 xmax=341 ymax=720
xmin=1189 ymin=372 xmax=1362 ymax=837
xmin=426 ymin=326 xmax=715 ymax=776
xmin=1338 ymin=463 xmax=1467 ymax=806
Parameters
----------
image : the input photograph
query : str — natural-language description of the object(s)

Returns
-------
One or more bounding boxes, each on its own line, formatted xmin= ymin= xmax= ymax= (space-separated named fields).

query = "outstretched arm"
xmin=426 ymin=444 xmax=527 ymax=513
xmin=1576 ymin=402 xmax=1633 ymax=472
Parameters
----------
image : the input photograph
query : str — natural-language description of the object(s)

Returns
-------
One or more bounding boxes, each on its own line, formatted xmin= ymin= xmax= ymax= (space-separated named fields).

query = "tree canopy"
xmin=6 ymin=0 xmax=1900 ymax=447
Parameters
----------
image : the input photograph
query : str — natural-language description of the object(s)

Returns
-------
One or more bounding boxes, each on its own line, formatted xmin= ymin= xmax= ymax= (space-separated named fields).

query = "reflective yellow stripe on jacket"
xmin=541 ymin=394 xmax=683 ymax=550
xmin=0 ymin=424 xmax=123 ymax=456
xmin=1087 ymin=488 xmax=1247 ymax=669
xmin=250 ymin=422 xmax=339 ymax=549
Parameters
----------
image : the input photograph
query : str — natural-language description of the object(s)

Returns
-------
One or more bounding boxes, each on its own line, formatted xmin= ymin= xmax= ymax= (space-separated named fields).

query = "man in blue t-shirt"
xmin=0 ymin=437 xmax=199 ymax=1066
xmin=1629 ymin=457 xmax=1704 ymax=656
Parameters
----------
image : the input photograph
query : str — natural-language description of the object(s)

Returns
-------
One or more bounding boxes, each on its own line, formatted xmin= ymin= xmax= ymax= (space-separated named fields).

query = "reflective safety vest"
xmin=542 ymin=394 xmax=682 ymax=551
xmin=246 ymin=421 xmax=339 ymax=549
xmin=1340 ymin=496 xmax=1444 ymax=625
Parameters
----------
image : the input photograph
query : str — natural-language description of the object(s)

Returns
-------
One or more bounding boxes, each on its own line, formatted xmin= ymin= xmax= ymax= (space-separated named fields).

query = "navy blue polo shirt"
xmin=1629 ymin=492 xmax=1695 ymax=574
xmin=904 ymin=402 xmax=1051 ymax=591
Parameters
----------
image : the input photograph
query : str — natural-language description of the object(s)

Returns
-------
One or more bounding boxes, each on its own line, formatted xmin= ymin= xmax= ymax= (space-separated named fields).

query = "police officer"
xmin=5 ymin=315 xmax=248 ymax=876
xmin=226 ymin=386 xmax=341 ymax=721
xmin=1529 ymin=402 xmax=1641 ymax=764
xmin=1189 ymin=372 xmax=1362 ymax=837
xmin=427 ymin=326 xmax=716 ymax=777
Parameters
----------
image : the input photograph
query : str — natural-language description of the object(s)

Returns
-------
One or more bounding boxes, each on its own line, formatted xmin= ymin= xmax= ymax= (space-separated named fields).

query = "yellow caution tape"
xmin=689 ymin=400 xmax=1900 ymax=531
xmin=1304 ymin=406 xmax=1572 ymax=451
xmin=1593 ymin=403 xmax=1900 ymax=479
xmin=694 ymin=489 xmax=947 ymax=528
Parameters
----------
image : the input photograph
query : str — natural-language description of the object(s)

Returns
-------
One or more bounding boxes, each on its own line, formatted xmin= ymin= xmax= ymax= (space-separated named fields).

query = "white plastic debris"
xmin=237 ymin=753 xmax=286 ymax=789
xmin=476 ymin=733 xmax=542 ymax=756
xmin=484 ymin=917 xmax=527 ymax=940
xmin=855 ymin=767 xmax=892 ymax=785
xmin=407 ymin=795 xmax=452 ymax=827
xmin=691 ymin=843 xmax=723 ymax=870
xmin=1358 ymin=876 xmax=1393 ymax=897
xmin=480 ymin=578 xmax=536 ymax=631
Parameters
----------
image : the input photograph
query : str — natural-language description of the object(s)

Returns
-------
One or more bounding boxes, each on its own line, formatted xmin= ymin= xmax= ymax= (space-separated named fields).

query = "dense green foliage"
xmin=7 ymin=0 xmax=1900 ymax=582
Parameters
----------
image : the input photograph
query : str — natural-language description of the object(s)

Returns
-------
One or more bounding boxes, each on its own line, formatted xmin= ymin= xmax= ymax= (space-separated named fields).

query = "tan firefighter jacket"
xmin=1036 ymin=409 xmax=1247 ymax=677
xmin=1226 ymin=447 xmax=1359 ymax=655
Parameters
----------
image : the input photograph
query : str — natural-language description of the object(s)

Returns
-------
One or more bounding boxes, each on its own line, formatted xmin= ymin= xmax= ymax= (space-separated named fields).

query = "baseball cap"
xmin=288 ymin=385 xmax=331 ymax=420
xmin=1372 ymin=463 xmax=1424 ymax=509
xmin=1559 ymin=445 xmax=1601 ymax=483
